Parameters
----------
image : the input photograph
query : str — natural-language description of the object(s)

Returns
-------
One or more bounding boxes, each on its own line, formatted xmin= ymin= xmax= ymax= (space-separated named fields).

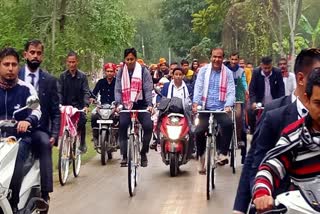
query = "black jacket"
xmin=19 ymin=67 xmax=61 ymax=142
xmin=233 ymin=95 xmax=292 ymax=213
xmin=249 ymin=67 xmax=285 ymax=104
xmin=252 ymin=102 xmax=299 ymax=171
xmin=58 ymin=70 xmax=90 ymax=109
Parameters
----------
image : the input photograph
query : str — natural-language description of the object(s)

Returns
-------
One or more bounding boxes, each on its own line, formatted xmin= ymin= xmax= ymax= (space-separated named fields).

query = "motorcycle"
xmin=155 ymin=88 xmax=191 ymax=177
xmin=92 ymin=100 xmax=119 ymax=165
xmin=0 ymin=96 xmax=49 ymax=214
xmin=249 ymin=176 xmax=320 ymax=214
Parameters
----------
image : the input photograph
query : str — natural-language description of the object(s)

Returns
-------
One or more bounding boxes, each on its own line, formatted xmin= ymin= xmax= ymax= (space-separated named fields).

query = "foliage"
xmin=160 ymin=0 xmax=207 ymax=58
xmin=0 ymin=0 xmax=134 ymax=76
xmin=299 ymin=14 xmax=320 ymax=47
xmin=186 ymin=37 xmax=211 ymax=62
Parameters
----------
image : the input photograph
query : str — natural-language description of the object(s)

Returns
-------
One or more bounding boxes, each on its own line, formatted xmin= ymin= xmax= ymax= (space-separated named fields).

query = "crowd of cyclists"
xmin=0 ymin=37 xmax=320 ymax=213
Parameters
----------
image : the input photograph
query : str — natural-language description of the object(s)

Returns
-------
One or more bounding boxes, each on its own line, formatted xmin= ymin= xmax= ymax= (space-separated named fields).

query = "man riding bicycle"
xmin=114 ymin=48 xmax=153 ymax=167
xmin=192 ymin=47 xmax=235 ymax=173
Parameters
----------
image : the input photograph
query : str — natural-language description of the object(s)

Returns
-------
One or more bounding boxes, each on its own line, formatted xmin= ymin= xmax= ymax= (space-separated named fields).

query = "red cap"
xmin=104 ymin=63 xmax=116 ymax=71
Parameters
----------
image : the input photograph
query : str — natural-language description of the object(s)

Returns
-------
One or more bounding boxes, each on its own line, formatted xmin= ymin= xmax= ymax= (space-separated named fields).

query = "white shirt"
xmin=283 ymin=72 xmax=296 ymax=96
xmin=261 ymin=71 xmax=273 ymax=105
xmin=172 ymin=84 xmax=188 ymax=100
xmin=24 ymin=65 xmax=40 ymax=92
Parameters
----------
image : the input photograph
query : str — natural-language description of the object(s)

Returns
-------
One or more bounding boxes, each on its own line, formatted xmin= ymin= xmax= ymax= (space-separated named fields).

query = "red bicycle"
xmin=58 ymin=105 xmax=85 ymax=186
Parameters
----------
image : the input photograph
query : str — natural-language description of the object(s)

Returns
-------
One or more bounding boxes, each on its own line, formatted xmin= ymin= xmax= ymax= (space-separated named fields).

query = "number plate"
xmin=97 ymin=120 xmax=113 ymax=124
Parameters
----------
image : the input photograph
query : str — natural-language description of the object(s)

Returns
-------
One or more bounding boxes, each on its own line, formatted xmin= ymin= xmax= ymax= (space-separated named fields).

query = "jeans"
xmin=31 ymin=130 xmax=53 ymax=193
xmin=119 ymin=112 xmax=152 ymax=157
xmin=195 ymin=113 xmax=233 ymax=157
xmin=9 ymin=137 xmax=32 ymax=207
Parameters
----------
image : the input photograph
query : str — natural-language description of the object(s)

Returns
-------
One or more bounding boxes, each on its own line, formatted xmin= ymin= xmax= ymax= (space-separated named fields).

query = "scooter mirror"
xmin=12 ymin=95 xmax=40 ymax=119
xmin=26 ymin=95 xmax=40 ymax=110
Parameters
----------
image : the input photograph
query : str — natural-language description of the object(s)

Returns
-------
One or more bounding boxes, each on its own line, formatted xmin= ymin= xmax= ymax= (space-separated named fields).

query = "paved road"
xmin=49 ymin=150 xmax=242 ymax=214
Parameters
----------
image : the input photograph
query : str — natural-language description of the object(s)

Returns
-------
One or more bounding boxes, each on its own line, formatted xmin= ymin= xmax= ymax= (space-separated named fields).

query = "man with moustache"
xmin=18 ymin=39 xmax=60 ymax=206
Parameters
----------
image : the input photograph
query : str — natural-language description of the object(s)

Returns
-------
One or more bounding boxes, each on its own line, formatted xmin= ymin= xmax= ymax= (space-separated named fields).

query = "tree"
xmin=160 ymin=0 xmax=207 ymax=57
xmin=0 ymin=0 xmax=134 ymax=76
xmin=282 ymin=0 xmax=302 ymax=66
xmin=299 ymin=14 xmax=320 ymax=47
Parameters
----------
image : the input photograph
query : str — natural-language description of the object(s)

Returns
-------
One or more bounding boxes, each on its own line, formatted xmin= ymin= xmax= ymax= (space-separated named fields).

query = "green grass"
xmin=52 ymin=117 xmax=97 ymax=173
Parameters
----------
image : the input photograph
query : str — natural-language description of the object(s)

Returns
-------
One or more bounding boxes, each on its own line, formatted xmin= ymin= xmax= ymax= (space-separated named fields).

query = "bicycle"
xmin=119 ymin=109 xmax=150 ymax=197
xmin=58 ymin=106 xmax=85 ymax=186
xmin=195 ymin=108 xmax=227 ymax=200
xmin=229 ymin=101 xmax=243 ymax=174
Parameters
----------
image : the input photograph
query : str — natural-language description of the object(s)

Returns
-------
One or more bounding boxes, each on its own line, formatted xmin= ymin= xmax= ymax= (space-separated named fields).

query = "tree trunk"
xmin=284 ymin=0 xmax=302 ymax=72
xmin=59 ymin=0 xmax=67 ymax=32
xmin=51 ymin=0 xmax=57 ymax=74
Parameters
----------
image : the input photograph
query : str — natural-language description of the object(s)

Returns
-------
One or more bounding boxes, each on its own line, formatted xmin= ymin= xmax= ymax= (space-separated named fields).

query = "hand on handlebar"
xmin=84 ymin=106 xmax=89 ymax=114
xmin=89 ymin=98 xmax=96 ymax=104
xmin=192 ymin=103 xmax=198 ymax=114
xmin=17 ymin=121 xmax=31 ymax=133
xmin=147 ymin=106 xmax=154 ymax=115
xmin=224 ymin=106 xmax=232 ymax=113
xmin=252 ymin=102 xmax=257 ymax=110
xmin=253 ymin=195 xmax=274 ymax=213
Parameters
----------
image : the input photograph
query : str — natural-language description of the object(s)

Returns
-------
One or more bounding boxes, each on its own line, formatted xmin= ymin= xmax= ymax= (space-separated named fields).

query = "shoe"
xmin=38 ymin=194 xmax=50 ymax=214
xmin=79 ymin=144 xmax=87 ymax=154
xmin=217 ymin=154 xmax=229 ymax=166
xmin=120 ymin=158 xmax=127 ymax=167
xmin=149 ymin=142 xmax=157 ymax=150
xmin=12 ymin=207 xmax=18 ymax=214
xmin=198 ymin=155 xmax=206 ymax=174
xmin=140 ymin=154 xmax=148 ymax=167
xmin=93 ymin=138 xmax=99 ymax=149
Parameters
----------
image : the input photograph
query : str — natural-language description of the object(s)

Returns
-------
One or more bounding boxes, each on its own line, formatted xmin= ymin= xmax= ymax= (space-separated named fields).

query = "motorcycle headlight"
xmin=99 ymin=109 xmax=112 ymax=119
xmin=167 ymin=126 xmax=182 ymax=140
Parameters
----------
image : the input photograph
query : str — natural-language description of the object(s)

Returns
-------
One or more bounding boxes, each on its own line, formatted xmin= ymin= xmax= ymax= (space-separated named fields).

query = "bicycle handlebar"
xmin=119 ymin=110 xmax=150 ymax=113
xmin=197 ymin=110 xmax=227 ymax=114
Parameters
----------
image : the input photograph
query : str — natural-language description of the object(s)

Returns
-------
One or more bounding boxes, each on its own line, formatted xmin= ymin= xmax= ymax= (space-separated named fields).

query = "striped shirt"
xmin=193 ymin=64 xmax=235 ymax=110
xmin=252 ymin=116 xmax=320 ymax=199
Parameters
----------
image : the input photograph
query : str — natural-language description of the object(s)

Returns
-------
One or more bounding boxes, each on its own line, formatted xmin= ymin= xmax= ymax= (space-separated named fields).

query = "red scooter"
xmin=156 ymin=89 xmax=191 ymax=177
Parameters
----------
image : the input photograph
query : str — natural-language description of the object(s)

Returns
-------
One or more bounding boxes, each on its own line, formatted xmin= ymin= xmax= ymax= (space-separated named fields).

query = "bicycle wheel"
xmin=206 ymin=136 xmax=215 ymax=200
xmin=128 ymin=134 xmax=136 ymax=197
xmin=230 ymin=123 xmax=237 ymax=174
xmin=100 ymin=129 xmax=108 ymax=165
xmin=134 ymin=134 xmax=140 ymax=187
xmin=73 ymin=134 xmax=82 ymax=177
xmin=58 ymin=131 xmax=70 ymax=186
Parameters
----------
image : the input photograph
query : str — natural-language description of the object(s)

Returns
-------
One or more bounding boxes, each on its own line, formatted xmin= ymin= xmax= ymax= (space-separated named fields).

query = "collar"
xmin=291 ymin=91 xmax=297 ymax=103
xmin=261 ymin=70 xmax=272 ymax=78
xmin=296 ymin=97 xmax=308 ymax=118
xmin=25 ymin=64 xmax=40 ymax=79
xmin=227 ymin=64 xmax=239 ymax=72
xmin=67 ymin=70 xmax=79 ymax=77
xmin=173 ymin=83 xmax=184 ymax=90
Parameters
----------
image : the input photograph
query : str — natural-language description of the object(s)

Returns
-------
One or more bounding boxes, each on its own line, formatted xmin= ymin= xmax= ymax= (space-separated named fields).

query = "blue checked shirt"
xmin=193 ymin=64 xmax=235 ymax=110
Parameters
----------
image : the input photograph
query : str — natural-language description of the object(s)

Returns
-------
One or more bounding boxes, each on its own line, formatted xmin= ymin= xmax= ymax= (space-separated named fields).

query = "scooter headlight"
xmin=98 ymin=109 xmax=112 ymax=119
xmin=167 ymin=126 xmax=182 ymax=140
